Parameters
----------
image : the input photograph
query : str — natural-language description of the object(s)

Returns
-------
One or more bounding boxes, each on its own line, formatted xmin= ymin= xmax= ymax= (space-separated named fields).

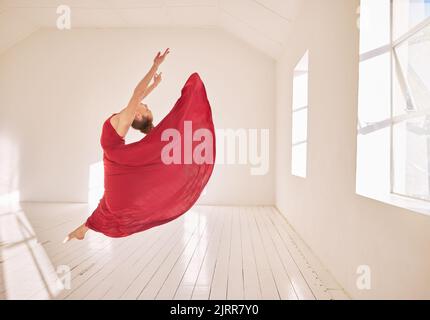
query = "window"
xmin=292 ymin=51 xmax=309 ymax=178
xmin=357 ymin=0 xmax=430 ymax=212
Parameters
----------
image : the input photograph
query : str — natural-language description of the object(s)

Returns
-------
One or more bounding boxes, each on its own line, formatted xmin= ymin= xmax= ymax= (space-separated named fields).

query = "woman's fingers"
xmin=160 ymin=48 xmax=170 ymax=60
xmin=154 ymin=48 xmax=169 ymax=65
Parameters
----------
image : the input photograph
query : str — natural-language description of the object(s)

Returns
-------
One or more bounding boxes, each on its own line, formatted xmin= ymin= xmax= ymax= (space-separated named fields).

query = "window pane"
xmin=292 ymin=143 xmax=307 ymax=178
xmin=393 ymin=117 xmax=430 ymax=201
xmin=292 ymin=108 xmax=308 ymax=144
xmin=293 ymin=52 xmax=309 ymax=110
xmin=393 ymin=22 xmax=430 ymax=116
xmin=358 ymin=53 xmax=391 ymax=125
xmin=293 ymin=73 xmax=308 ymax=110
xmin=359 ymin=0 xmax=391 ymax=54
xmin=394 ymin=0 xmax=430 ymax=40
xmin=356 ymin=127 xmax=391 ymax=199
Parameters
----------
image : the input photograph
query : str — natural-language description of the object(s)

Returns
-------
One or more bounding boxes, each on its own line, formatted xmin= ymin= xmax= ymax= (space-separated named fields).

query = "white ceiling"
xmin=0 ymin=0 xmax=302 ymax=59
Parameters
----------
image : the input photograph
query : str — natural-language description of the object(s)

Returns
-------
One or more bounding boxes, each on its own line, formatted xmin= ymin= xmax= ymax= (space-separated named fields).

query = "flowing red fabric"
xmin=85 ymin=73 xmax=216 ymax=238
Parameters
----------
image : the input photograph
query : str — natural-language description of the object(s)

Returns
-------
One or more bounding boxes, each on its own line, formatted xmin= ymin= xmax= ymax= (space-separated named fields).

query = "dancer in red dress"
xmin=64 ymin=49 xmax=216 ymax=241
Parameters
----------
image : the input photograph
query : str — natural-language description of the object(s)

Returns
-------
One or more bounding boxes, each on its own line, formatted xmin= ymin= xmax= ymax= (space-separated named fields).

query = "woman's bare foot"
xmin=63 ymin=224 xmax=89 ymax=243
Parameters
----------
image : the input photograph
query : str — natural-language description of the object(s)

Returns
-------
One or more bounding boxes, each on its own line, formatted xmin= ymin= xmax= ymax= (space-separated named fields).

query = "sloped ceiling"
xmin=0 ymin=0 xmax=302 ymax=59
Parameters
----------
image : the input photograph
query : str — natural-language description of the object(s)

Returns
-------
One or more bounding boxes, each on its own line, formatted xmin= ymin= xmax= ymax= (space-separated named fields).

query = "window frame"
xmin=358 ymin=0 xmax=430 ymax=203
xmin=291 ymin=51 xmax=310 ymax=178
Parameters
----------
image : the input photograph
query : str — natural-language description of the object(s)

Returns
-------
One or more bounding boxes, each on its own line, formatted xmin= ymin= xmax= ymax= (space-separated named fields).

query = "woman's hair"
xmin=131 ymin=117 xmax=154 ymax=134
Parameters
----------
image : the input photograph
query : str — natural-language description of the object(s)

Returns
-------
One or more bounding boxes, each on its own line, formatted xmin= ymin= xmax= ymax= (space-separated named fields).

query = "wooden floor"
xmin=0 ymin=202 xmax=348 ymax=300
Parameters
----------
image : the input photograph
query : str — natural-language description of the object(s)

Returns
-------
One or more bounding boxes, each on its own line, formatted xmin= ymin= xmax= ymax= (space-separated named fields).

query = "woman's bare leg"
xmin=63 ymin=223 xmax=89 ymax=243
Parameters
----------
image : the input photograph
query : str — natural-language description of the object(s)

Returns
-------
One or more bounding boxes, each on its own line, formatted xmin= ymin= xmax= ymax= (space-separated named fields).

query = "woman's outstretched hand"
xmin=154 ymin=48 xmax=170 ymax=67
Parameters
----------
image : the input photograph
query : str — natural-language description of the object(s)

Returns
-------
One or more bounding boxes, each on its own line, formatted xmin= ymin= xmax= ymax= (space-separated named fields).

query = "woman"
xmin=65 ymin=48 xmax=215 ymax=242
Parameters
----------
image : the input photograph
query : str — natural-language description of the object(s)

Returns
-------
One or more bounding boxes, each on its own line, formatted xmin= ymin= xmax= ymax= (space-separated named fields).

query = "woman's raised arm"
xmin=120 ymin=49 xmax=170 ymax=124
xmin=133 ymin=48 xmax=169 ymax=101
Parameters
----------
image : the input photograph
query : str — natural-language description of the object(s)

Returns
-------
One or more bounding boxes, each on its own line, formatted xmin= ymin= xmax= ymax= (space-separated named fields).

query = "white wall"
xmin=276 ymin=0 xmax=430 ymax=299
xmin=0 ymin=27 xmax=275 ymax=205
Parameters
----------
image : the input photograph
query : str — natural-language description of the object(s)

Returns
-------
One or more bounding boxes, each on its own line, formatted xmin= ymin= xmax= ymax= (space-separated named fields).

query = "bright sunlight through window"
xmin=357 ymin=0 xmax=430 ymax=213
xmin=291 ymin=51 xmax=309 ymax=178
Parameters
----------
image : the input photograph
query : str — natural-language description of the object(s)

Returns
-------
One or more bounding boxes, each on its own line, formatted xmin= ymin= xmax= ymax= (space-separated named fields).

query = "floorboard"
xmin=0 ymin=203 xmax=348 ymax=300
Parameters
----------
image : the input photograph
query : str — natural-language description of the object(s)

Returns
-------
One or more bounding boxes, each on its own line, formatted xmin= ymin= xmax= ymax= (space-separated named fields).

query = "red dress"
xmin=85 ymin=73 xmax=216 ymax=238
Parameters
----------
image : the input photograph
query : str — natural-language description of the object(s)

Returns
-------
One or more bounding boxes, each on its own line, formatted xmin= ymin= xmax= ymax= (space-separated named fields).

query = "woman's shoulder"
xmin=106 ymin=112 xmax=118 ymax=125
xmin=101 ymin=113 xmax=125 ymax=148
